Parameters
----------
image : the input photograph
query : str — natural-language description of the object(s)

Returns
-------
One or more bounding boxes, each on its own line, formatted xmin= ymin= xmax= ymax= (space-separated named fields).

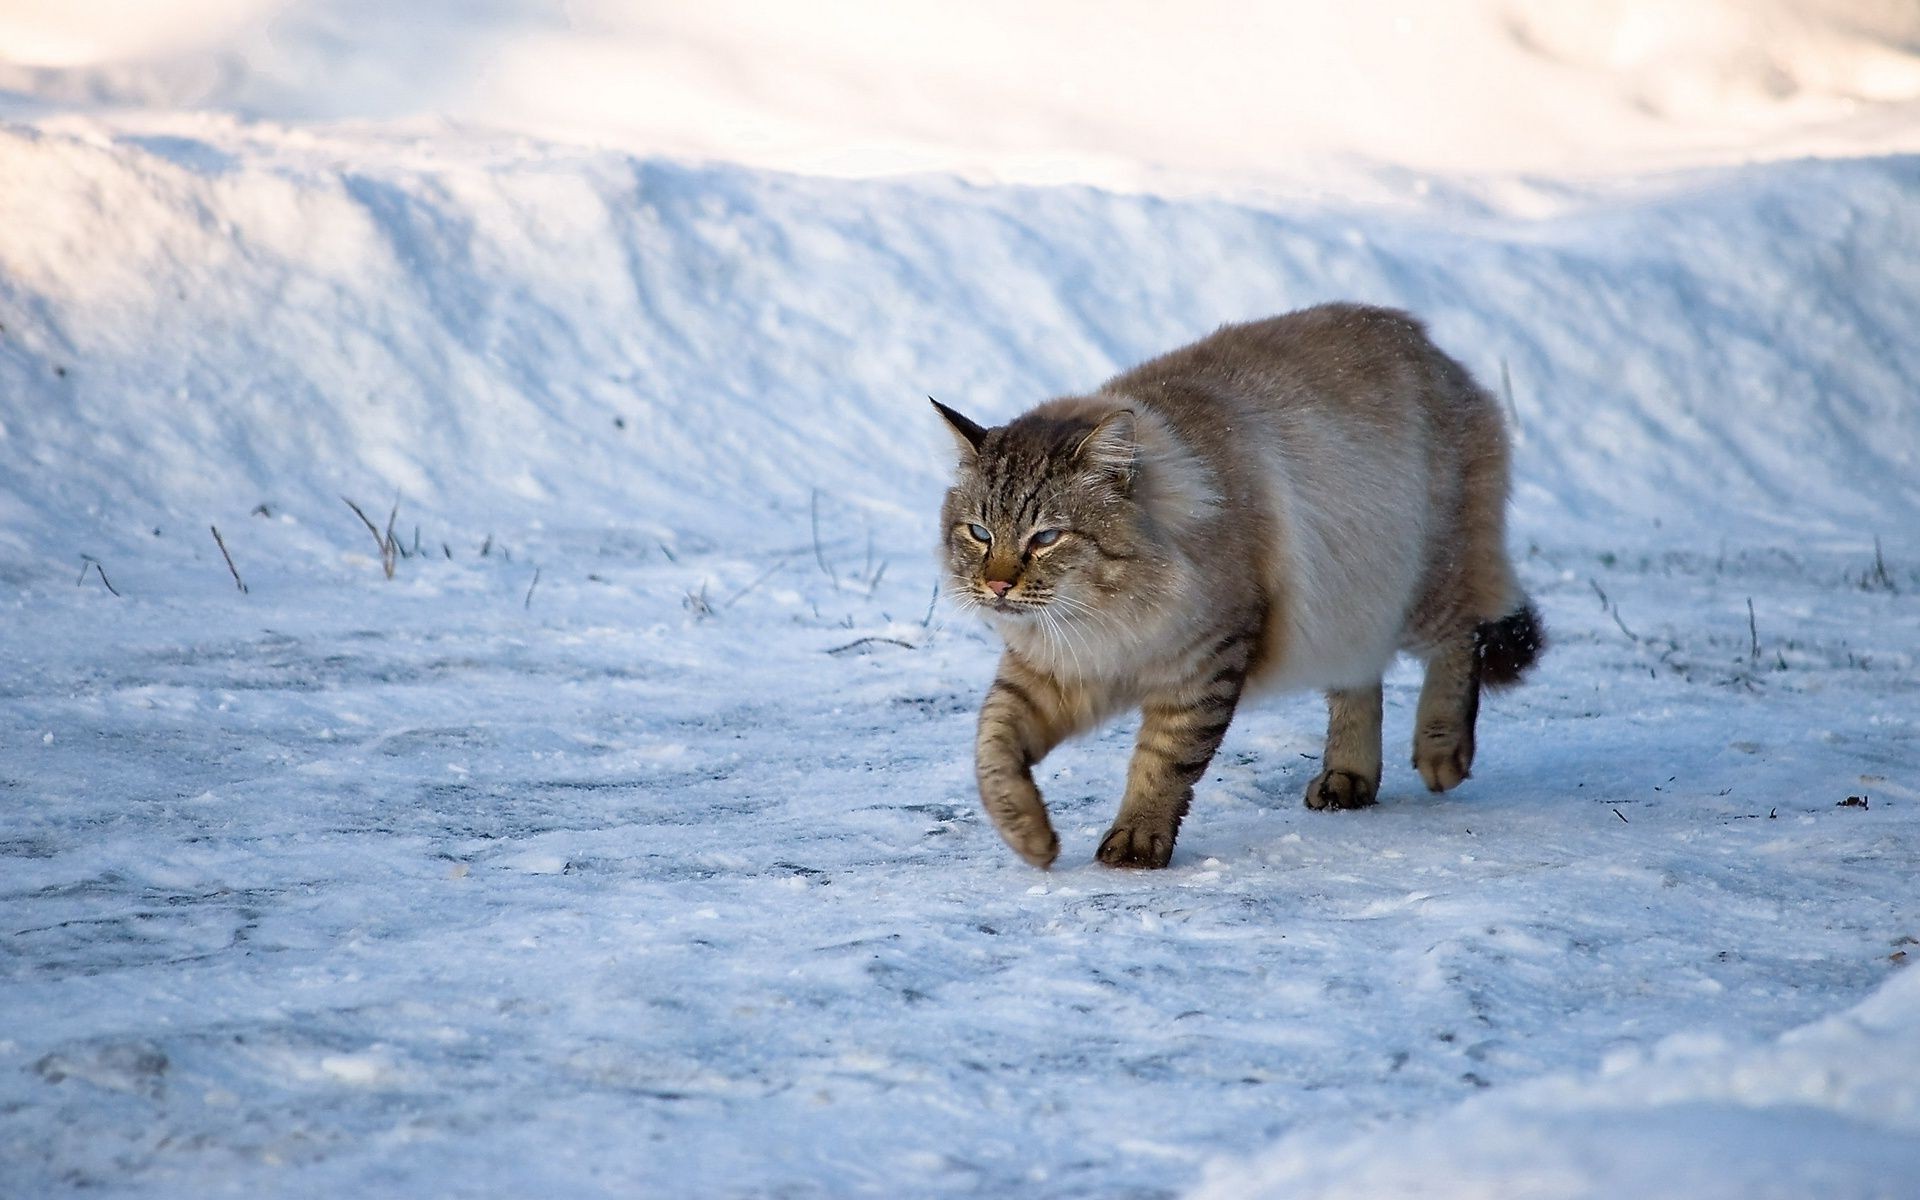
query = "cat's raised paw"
xmin=1305 ymin=768 xmax=1378 ymax=811
xmin=1096 ymin=822 xmax=1174 ymax=869
xmin=1000 ymin=822 xmax=1061 ymax=870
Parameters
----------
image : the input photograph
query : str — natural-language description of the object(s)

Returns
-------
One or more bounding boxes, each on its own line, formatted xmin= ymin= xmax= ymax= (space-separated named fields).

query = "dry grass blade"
xmin=811 ymin=488 xmax=839 ymax=590
xmin=210 ymin=525 xmax=248 ymax=594
xmin=341 ymin=495 xmax=398 ymax=578
xmin=383 ymin=501 xmax=402 ymax=565
xmin=724 ymin=555 xmax=791 ymax=609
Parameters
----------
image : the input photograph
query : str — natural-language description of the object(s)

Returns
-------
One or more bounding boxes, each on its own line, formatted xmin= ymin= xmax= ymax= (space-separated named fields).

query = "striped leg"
xmin=1305 ymin=682 xmax=1383 ymax=810
xmin=975 ymin=660 xmax=1081 ymax=869
xmin=1097 ymin=633 xmax=1252 ymax=869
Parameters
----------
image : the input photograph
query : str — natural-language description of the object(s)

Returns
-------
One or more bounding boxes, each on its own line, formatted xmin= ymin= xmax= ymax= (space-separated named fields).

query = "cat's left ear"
xmin=930 ymin=397 xmax=988 ymax=463
xmin=1075 ymin=409 xmax=1137 ymax=484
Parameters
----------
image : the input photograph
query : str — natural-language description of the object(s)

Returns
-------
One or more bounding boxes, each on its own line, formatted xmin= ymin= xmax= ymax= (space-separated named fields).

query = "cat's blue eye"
xmin=1029 ymin=528 xmax=1064 ymax=548
xmin=967 ymin=523 xmax=992 ymax=543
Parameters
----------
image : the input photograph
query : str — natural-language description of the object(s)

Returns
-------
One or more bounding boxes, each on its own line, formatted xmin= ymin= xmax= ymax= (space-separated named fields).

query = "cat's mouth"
xmin=995 ymin=598 xmax=1061 ymax=618
xmin=981 ymin=592 xmax=1043 ymax=615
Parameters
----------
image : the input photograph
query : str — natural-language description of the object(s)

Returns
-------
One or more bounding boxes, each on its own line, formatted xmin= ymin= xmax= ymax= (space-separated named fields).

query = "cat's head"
xmin=932 ymin=397 xmax=1150 ymax=622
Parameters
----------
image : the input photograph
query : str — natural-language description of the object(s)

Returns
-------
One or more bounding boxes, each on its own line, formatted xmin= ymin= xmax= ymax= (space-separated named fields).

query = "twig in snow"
xmin=480 ymin=534 xmax=493 ymax=558
xmin=210 ymin=525 xmax=248 ymax=594
xmin=1746 ymin=597 xmax=1759 ymax=666
xmin=826 ymin=636 xmax=918 ymax=656
xmin=865 ymin=559 xmax=889 ymax=600
xmin=1613 ymin=808 xmax=1629 ymax=823
xmin=78 ymin=556 xmax=121 ymax=596
xmin=656 ymin=540 xmax=677 ymax=563
xmin=524 ymin=567 xmax=541 ymax=610
xmin=921 ymin=583 xmax=940 ymax=628
xmin=1589 ymin=577 xmax=1639 ymax=642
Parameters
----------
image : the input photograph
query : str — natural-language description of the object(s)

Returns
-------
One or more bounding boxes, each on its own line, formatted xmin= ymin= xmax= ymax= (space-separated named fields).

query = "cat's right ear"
xmin=930 ymin=397 xmax=988 ymax=464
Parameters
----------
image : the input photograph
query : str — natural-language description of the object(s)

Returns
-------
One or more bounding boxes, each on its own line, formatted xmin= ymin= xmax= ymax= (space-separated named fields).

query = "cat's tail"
xmin=1474 ymin=602 xmax=1545 ymax=689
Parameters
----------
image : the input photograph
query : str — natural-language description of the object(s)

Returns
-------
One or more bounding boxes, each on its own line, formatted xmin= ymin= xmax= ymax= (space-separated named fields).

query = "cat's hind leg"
xmin=1411 ymin=634 xmax=1479 ymax=792
xmin=1306 ymin=683 xmax=1384 ymax=809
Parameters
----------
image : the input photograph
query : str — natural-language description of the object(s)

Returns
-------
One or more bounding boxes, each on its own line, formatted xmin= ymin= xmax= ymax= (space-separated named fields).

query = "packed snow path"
xmin=2 ymin=533 xmax=1915 ymax=1196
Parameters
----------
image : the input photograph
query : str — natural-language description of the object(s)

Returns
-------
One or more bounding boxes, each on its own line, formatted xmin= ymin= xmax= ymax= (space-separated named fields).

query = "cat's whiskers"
xmin=1055 ymin=607 xmax=1099 ymax=678
xmin=1039 ymin=604 xmax=1088 ymax=679
xmin=1047 ymin=591 xmax=1134 ymax=648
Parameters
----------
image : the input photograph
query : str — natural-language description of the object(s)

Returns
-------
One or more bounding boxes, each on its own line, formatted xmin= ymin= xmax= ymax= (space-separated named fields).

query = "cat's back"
xmin=1101 ymin=303 xmax=1484 ymax=689
xmin=1107 ymin=303 xmax=1447 ymax=429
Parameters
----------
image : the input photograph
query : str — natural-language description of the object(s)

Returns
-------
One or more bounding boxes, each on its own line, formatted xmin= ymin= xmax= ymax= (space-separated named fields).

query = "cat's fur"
xmin=935 ymin=303 xmax=1543 ymax=869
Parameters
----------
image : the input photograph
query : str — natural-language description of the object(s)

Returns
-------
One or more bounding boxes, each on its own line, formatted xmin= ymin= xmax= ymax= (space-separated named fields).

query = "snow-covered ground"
xmin=3 ymin=4 xmax=1919 ymax=1197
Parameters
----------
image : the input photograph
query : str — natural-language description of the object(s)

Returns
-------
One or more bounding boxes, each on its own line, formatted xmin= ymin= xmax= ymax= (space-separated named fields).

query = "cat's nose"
xmin=986 ymin=579 xmax=1012 ymax=598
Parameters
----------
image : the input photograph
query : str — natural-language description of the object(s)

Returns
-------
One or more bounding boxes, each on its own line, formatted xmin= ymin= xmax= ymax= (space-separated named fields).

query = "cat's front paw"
xmin=1096 ymin=821 xmax=1176 ymax=869
xmin=993 ymin=814 xmax=1060 ymax=869
xmin=1304 ymin=768 xmax=1378 ymax=810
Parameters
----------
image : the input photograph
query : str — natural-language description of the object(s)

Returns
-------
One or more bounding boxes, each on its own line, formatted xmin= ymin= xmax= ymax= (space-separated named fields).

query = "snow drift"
xmin=3 ymin=122 xmax=1918 ymax=593
xmin=1195 ymin=965 xmax=1920 ymax=1199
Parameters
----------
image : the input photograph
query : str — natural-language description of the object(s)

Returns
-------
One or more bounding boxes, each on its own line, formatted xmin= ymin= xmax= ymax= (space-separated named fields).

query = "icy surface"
xmin=4 ymin=10 xmax=1920 ymax=1195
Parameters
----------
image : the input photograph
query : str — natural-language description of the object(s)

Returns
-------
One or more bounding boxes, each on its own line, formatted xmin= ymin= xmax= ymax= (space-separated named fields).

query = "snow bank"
xmin=4 ymin=1 xmax=1920 ymax=186
xmin=4 ymin=120 xmax=1918 ymax=593
xmin=1193 ymin=964 xmax=1920 ymax=1199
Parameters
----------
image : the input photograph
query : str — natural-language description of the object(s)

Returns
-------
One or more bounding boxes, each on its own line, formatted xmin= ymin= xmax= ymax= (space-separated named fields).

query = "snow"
xmin=3 ymin=4 xmax=1920 ymax=1198
xmin=1194 ymin=965 xmax=1920 ymax=1199
xmin=5 ymin=1 xmax=1920 ymax=188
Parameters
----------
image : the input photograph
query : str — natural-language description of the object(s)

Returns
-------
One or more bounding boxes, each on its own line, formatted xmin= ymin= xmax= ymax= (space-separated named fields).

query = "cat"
xmin=934 ymin=303 xmax=1543 ymax=870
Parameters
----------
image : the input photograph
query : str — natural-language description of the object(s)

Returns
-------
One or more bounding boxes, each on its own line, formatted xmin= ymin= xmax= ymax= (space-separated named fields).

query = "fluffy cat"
xmin=934 ymin=303 xmax=1543 ymax=870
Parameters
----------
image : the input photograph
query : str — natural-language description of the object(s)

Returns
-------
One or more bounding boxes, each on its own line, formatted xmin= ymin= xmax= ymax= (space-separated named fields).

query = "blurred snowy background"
xmin=7 ymin=0 xmax=1920 ymax=183
xmin=2 ymin=4 xmax=1917 ymax=1197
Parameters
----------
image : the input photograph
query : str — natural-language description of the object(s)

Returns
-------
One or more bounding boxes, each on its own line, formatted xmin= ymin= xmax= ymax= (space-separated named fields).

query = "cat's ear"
xmin=1075 ymin=409 xmax=1137 ymax=483
xmin=929 ymin=397 xmax=988 ymax=463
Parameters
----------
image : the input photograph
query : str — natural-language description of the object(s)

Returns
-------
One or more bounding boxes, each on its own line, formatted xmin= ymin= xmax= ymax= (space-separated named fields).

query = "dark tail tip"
xmin=1475 ymin=602 xmax=1545 ymax=689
